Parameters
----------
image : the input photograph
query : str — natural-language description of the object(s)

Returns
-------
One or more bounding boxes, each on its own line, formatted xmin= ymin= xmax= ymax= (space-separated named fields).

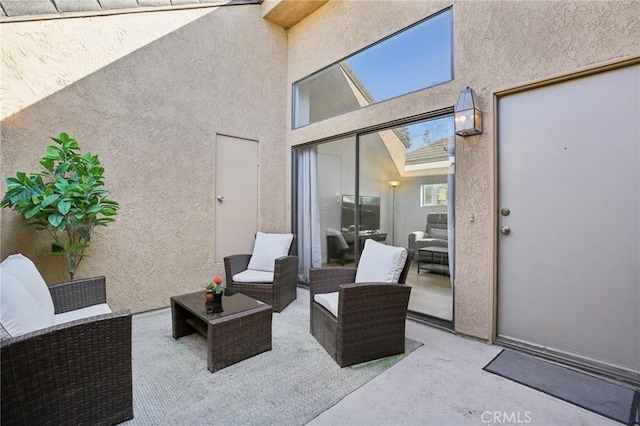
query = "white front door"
xmin=497 ymin=64 xmax=640 ymax=376
xmin=215 ymin=134 xmax=258 ymax=262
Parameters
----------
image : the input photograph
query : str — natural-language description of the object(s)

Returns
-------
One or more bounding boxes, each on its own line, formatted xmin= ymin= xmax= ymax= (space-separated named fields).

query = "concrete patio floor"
xmin=308 ymin=312 xmax=620 ymax=426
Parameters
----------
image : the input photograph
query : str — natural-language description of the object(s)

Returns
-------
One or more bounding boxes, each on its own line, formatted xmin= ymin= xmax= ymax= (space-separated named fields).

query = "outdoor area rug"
xmin=122 ymin=290 xmax=421 ymax=426
xmin=484 ymin=349 xmax=640 ymax=425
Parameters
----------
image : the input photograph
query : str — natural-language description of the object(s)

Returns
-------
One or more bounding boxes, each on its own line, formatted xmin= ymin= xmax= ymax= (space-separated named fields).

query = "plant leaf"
xmin=70 ymin=242 xmax=89 ymax=251
xmin=58 ymin=200 xmax=71 ymax=215
xmin=24 ymin=204 xmax=42 ymax=219
xmin=86 ymin=204 xmax=102 ymax=214
xmin=45 ymin=252 xmax=65 ymax=257
xmin=48 ymin=213 xmax=64 ymax=227
xmin=41 ymin=194 xmax=60 ymax=207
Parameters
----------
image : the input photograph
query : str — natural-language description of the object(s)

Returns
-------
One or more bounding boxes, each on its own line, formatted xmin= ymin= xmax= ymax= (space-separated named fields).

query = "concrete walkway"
xmin=309 ymin=317 xmax=619 ymax=426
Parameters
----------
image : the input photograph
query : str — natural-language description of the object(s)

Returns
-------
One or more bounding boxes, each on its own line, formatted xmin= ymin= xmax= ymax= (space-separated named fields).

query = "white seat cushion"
xmin=0 ymin=254 xmax=55 ymax=337
xmin=355 ymin=239 xmax=408 ymax=283
xmin=247 ymin=232 xmax=294 ymax=272
xmin=233 ymin=269 xmax=274 ymax=283
xmin=54 ymin=303 xmax=112 ymax=325
xmin=314 ymin=291 xmax=339 ymax=317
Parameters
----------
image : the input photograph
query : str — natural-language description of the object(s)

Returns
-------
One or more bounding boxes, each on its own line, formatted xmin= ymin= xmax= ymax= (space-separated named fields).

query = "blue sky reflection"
xmin=343 ymin=9 xmax=452 ymax=104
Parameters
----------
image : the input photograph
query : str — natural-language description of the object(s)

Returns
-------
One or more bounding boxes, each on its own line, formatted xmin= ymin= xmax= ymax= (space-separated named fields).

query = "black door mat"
xmin=484 ymin=349 xmax=639 ymax=425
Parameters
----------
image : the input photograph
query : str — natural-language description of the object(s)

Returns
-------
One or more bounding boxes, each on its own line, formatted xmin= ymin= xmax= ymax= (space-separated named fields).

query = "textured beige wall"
xmin=0 ymin=9 xmax=212 ymax=119
xmin=286 ymin=0 xmax=640 ymax=340
xmin=0 ymin=5 xmax=288 ymax=313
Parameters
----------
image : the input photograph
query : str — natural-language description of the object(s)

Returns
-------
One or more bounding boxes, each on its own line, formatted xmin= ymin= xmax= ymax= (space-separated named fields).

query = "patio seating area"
xmin=0 ymin=251 xmax=628 ymax=425
xmin=128 ymin=288 xmax=620 ymax=425
xmin=1 ymin=1 xmax=638 ymax=424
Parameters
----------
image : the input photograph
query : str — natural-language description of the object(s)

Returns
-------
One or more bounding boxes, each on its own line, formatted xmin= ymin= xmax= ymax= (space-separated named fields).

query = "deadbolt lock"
xmin=500 ymin=208 xmax=511 ymax=216
xmin=499 ymin=226 xmax=511 ymax=235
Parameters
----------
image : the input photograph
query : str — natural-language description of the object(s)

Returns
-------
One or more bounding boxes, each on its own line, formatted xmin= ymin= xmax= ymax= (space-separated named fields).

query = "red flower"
xmin=213 ymin=276 xmax=222 ymax=284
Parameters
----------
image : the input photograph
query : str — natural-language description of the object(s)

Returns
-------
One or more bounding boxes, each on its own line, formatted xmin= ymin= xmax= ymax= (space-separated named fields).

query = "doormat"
xmin=483 ymin=349 xmax=639 ymax=425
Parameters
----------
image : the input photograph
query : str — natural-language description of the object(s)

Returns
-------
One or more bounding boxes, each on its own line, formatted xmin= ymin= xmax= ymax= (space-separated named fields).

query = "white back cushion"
xmin=1 ymin=254 xmax=54 ymax=315
xmin=247 ymin=232 xmax=294 ymax=272
xmin=0 ymin=254 xmax=55 ymax=336
xmin=355 ymin=240 xmax=408 ymax=283
xmin=233 ymin=269 xmax=274 ymax=283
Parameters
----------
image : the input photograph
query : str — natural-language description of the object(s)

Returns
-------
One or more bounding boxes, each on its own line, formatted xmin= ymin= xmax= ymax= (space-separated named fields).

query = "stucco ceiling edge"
xmin=0 ymin=1 xmax=259 ymax=23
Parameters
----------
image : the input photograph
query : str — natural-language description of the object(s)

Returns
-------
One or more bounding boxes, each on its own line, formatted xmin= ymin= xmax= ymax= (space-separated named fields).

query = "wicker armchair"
xmin=1 ymin=276 xmax=133 ymax=425
xmin=224 ymin=234 xmax=298 ymax=312
xmin=309 ymin=247 xmax=413 ymax=367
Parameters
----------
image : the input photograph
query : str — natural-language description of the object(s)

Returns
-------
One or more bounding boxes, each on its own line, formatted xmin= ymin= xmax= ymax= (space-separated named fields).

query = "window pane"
xmin=317 ymin=137 xmax=356 ymax=266
xmin=420 ymin=183 xmax=448 ymax=207
xmin=293 ymin=7 xmax=453 ymax=128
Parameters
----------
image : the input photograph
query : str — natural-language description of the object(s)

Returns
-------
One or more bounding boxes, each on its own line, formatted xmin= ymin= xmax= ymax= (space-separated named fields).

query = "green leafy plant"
xmin=1 ymin=133 xmax=119 ymax=280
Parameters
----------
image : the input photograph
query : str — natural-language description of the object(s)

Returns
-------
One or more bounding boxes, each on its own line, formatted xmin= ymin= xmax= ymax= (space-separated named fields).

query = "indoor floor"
xmin=320 ymin=259 xmax=453 ymax=322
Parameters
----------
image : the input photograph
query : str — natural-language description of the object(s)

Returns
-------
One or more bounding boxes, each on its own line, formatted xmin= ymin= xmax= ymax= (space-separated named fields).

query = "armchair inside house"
xmin=224 ymin=232 xmax=297 ymax=312
xmin=408 ymin=212 xmax=449 ymax=263
xmin=0 ymin=254 xmax=133 ymax=425
xmin=309 ymin=240 xmax=413 ymax=367
xmin=326 ymin=228 xmax=355 ymax=265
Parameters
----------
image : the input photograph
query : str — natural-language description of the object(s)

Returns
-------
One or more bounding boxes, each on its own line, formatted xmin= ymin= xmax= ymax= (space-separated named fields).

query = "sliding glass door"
xmin=293 ymin=115 xmax=455 ymax=323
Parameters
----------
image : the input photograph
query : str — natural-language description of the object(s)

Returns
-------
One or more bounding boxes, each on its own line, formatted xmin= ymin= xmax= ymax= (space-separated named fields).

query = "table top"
xmin=419 ymin=246 xmax=448 ymax=253
xmin=171 ymin=289 xmax=268 ymax=322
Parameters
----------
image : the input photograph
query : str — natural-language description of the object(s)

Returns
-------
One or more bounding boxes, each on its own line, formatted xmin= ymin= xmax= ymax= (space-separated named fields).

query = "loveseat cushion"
xmin=247 ymin=232 xmax=294 ymax=272
xmin=0 ymin=254 xmax=55 ymax=337
xmin=355 ymin=240 xmax=408 ymax=283
xmin=314 ymin=291 xmax=339 ymax=317
xmin=54 ymin=303 xmax=112 ymax=325
xmin=428 ymin=227 xmax=448 ymax=240
xmin=233 ymin=269 xmax=274 ymax=283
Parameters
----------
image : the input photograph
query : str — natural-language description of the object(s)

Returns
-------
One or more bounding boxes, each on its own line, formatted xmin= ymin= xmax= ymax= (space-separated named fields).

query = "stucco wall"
xmin=0 ymin=5 xmax=288 ymax=313
xmin=286 ymin=0 xmax=640 ymax=340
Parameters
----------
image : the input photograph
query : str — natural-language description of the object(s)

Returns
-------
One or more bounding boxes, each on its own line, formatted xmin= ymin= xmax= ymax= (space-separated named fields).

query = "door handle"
xmin=499 ymin=226 xmax=511 ymax=235
xmin=216 ymin=195 xmax=224 ymax=202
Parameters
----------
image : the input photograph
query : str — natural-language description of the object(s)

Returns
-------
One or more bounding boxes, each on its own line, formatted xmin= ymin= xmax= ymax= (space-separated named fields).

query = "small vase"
xmin=212 ymin=292 xmax=223 ymax=313
xmin=204 ymin=291 xmax=214 ymax=302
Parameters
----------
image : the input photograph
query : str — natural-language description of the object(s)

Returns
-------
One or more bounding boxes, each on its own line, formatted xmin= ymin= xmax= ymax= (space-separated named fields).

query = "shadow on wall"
xmin=0 ymin=4 xmax=288 ymax=313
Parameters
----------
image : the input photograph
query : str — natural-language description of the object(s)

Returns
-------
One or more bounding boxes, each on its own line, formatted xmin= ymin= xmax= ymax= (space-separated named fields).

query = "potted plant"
xmin=203 ymin=280 xmax=215 ymax=301
xmin=1 ymin=133 xmax=119 ymax=280
xmin=203 ymin=276 xmax=224 ymax=312
xmin=203 ymin=276 xmax=223 ymax=293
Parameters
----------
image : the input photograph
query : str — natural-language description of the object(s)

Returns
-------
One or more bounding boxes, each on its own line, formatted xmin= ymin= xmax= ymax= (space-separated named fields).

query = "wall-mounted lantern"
xmin=454 ymin=87 xmax=483 ymax=136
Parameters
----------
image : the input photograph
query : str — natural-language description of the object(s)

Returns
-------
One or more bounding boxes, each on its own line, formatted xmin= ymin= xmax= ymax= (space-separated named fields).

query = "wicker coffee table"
xmin=171 ymin=290 xmax=272 ymax=372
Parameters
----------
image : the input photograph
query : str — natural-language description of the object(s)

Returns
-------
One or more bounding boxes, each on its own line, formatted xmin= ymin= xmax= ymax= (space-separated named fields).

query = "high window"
xmin=292 ymin=7 xmax=453 ymax=128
